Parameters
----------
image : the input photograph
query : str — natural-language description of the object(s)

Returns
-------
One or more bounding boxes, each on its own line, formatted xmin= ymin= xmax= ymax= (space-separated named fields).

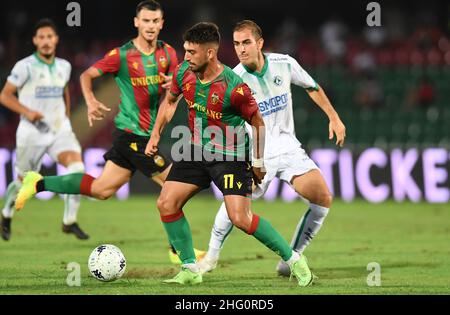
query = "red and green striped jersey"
xmin=93 ymin=40 xmax=178 ymax=137
xmin=170 ymin=61 xmax=259 ymax=157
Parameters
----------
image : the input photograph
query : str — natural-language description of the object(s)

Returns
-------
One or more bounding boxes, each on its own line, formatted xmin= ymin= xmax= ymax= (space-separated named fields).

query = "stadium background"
xmin=0 ymin=0 xmax=449 ymax=203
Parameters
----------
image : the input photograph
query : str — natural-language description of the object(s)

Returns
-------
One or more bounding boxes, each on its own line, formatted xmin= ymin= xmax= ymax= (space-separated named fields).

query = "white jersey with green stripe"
xmin=7 ymin=53 xmax=72 ymax=146
xmin=233 ymin=53 xmax=318 ymax=158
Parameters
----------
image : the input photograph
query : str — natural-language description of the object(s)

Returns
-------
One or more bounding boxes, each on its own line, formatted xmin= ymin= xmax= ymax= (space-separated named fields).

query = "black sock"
xmin=36 ymin=180 xmax=45 ymax=192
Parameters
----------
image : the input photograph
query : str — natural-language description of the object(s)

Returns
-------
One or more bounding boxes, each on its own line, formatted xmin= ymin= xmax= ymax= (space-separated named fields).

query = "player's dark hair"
xmin=136 ymin=0 xmax=163 ymax=16
xmin=234 ymin=20 xmax=263 ymax=40
xmin=183 ymin=22 xmax=221 ymax=45
xmin=34 ymin=18 xmax=58 ymax=36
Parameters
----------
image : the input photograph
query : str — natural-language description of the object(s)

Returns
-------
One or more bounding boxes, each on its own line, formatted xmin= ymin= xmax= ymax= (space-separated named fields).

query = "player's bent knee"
xmin=157 ymin=195 xmax=176 ymax=214
xmin=228 ymin=212 xmax=251 ymax=232
xmin=94 ymin=191 xmax=112 ymax=200
xmin=91 ymin=186 xmax=114 ymax=200
xmin=312 ymin=191 xmax=333 ymax=208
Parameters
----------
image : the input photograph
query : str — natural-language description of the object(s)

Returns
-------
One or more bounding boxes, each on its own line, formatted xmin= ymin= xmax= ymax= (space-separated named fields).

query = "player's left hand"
xmin=159 ymin=72 xmax=172 ymax=90
xmin=145 ymin=135 xmax=159 ymax=156
xmin=252 ymin=167 xmax=266 ymax=185
xmin=329 ymin=117 xmax=346 ymax=147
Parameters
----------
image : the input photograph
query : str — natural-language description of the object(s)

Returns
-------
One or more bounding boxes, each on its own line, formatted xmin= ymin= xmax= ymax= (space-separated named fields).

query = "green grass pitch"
xmin=1 ymin=196 xmax=449 ymax=294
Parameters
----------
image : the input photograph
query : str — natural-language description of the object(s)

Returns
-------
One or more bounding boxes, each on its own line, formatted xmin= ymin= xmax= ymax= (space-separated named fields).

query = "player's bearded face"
xmin=135 ymin=9 xmax=164 ymax=42
xmin=183 ymin=42 xmax=209 ymax=73
xmin=33 ymin=27 xmax=58 ymax=58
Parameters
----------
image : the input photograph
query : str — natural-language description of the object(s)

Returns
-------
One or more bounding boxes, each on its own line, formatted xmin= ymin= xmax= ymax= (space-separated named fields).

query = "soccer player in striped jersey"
xmin=14 ymin=1 xmax=204 ymax=261
xmin=0 ymin=19 xmax=88 ymax=240
xmin=198 ymin=20 xmax=346 ymax=278
xmin=145 ymin=22 xmax=313 ymax=286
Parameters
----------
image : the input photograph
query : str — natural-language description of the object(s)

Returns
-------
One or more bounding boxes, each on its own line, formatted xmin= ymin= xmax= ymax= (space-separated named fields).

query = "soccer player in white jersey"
xmin=0 ymin=19 xmax=89 ymax=240
xmin=198 ymin=20 xmax=346 ymax=277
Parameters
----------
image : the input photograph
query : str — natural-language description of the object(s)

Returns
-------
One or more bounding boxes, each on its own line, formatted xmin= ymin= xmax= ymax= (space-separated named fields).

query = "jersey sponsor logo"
xmin=159 ymin=56 xmax=168 ymax=69
xmin=35 ymin=86 xmax=63 ymax=98
xmin=273 ymin=75 xmax=283 ymax=86
xmin=211 ymin=92 xmax=219 ymax=105
xmin=130 ymin=75 xmax=164 ymax=87
xmin=270 ymin=56 xmax=288 ymax=62
xmin=258 ymin=92 xmax=289 ymax=117
xmin=146 ymin=60 xmax=156 ymax=68
xmin=186 ymin=99 xmax=223 ymax=120
xmin=236 ymin=181 xmax=243 ymax=189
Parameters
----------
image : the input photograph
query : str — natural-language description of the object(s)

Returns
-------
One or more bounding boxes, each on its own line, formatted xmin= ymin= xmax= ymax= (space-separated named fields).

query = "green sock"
xmin=161 ymin=213 xmax=195 ymax=264
xmin=252 ymin=216 xmax=293 ymax=261
xmin=161 ymin=214 xmax=196 ymax=264
xmin=43 ymin=173 xmax=85 ymax=194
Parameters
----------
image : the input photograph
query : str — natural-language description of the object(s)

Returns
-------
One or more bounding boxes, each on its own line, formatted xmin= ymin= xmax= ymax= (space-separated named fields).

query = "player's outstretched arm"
xmin=80 ymin=67 xmax=111 ymax=127
xmin=307 ymin=86 xmax=346 ymax=147
xmin=0 ymin=82 xmax=43 ymax=122
xmin=145 ymin=92 xmax=182 ymax=156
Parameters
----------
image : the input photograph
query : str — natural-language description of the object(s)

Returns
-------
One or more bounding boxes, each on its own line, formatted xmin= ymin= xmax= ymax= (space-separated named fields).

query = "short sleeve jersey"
xmin=93 ymin=40 xmax=178 ymax=137
xmin=170 ymin=61 xmax=259 ymax=158
xmin=233 ymin=53 xmax=318 ymax=158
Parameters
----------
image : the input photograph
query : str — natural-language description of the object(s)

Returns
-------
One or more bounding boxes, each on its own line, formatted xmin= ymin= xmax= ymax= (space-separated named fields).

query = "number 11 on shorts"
xmin=224 ymin=174 xmax=234 ymax=189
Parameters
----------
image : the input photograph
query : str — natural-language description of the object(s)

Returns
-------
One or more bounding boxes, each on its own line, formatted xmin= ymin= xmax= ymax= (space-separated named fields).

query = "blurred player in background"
xmin=198 ymin=20 xmax=346 ymax=277
xmin=0 ymin=18 xmax=89 ymax=241
xmin=145 ymin=22 xmax=314 ymax=286
xmin=14 ymin=0 xmax=204 ymax=261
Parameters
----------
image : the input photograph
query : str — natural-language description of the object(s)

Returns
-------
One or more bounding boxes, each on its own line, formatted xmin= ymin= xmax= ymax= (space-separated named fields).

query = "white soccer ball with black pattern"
xmin=88 ymin=244 xmax=126 ymax=282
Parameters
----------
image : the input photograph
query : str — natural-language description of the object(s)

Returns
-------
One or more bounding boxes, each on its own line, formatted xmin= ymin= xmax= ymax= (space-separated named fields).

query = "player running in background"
xmin=145 ymin=22 xmax=313 ymax=286
xmin=14 ymin=0 xmax=204 ymax=261
xmin=0 ymin=18 xmax=89 ymax=240
xmin=198 ymin=20 xmax=346 ymax=277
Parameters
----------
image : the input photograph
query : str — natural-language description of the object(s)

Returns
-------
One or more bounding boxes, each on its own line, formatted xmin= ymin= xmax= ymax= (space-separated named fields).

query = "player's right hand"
xmin=252 ymin=167 xmax=266 ymax=185
xmin=145 ymin=136 xmax=159 ymax=156
xmin=25 ymin=110 xmax=44 ymax=122
xmin=86 ymin=99 xmax=111 ymax=127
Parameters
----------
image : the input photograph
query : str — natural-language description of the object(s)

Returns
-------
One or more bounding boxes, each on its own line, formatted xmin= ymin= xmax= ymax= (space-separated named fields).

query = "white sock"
xmin=206 ymin=202 xmax=233 ymax=260
xmin=62 ymin=162 xmax=84 ymax=225
xmin=285 ymin=250 xmax=300 ymax=267
xmin=182 ymin=263 xmax=200 ymax=273
xmin=290 ymin=203 xmax=329 ymax=254
xmin=1 ymin=180 xmax=21 ymax=219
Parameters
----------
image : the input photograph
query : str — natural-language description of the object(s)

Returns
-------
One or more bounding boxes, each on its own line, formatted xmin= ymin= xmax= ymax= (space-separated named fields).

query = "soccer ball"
xmin=88 ymin=244 xmax=126 ymax=282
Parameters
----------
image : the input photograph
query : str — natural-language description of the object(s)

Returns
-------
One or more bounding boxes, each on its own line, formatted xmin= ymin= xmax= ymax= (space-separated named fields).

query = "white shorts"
xmin=252 ymin=146 xmax=319 ymax=199
xmin=15 ymin=131 xmax=82 ymax=177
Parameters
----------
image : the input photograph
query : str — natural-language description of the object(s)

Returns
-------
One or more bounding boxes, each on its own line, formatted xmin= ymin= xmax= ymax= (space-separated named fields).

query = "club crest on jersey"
xmin=159 ymin=56 xmax=168 ymax=69
xmin=154 ymin=155 xmax=165 ymax=167
xmin=185 ymin=83 xmax=191 ymax=92
xmin=132 ymin=62 xmax=139 ymax=70
xmin=236 ymin=87 xmax=244 ymax=96
xmin=273 ymin=75 xmax=283 ymax=86
xmin=211 ymin=92 xmax=219 ymax=105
